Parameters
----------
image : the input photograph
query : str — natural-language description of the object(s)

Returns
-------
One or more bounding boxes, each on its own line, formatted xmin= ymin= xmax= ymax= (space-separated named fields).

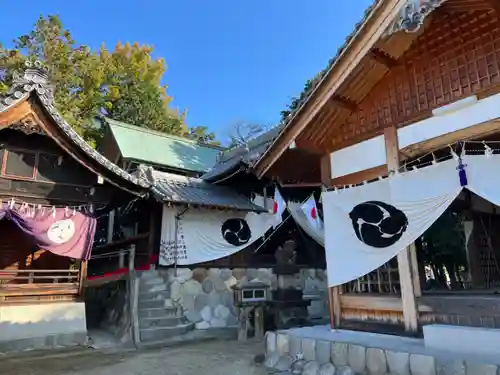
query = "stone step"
xmin=139 ymin=323 xmax=194 ymax=342
xmin=138 ymin=299 xmax=170 ymax=309
xmin=139 ymin=282 xmax=168 ymax=293
xmin=138 ymin=290 xmax=171 ymax=300
xmin=139 ymin=316 xmax=185 ymax=329
xmin=138 ymin=307 xmax=180 ymax=319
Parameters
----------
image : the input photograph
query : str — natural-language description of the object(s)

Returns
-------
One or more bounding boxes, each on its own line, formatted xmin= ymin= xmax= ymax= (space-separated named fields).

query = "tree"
xmin=0 ymin=15 xmax=217 ymax=146
xmin=226 ymin=121 xmax=270 ymax=148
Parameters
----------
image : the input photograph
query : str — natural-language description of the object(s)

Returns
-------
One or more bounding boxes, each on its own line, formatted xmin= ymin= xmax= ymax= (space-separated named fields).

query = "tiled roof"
xmin=202 ymin=125 xmax=283 ymax=182
xmin=149 ymin=169 xmax=266 ymax=212
xmin=0 ymin=61 xmax=150 ymax=193
xmin=103 ymin=117 xmax=224 ymax=173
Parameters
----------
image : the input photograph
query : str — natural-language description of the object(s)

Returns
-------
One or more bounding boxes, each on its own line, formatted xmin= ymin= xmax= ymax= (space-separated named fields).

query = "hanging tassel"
xmin=457 ymin=154 xmax=468 ymax=187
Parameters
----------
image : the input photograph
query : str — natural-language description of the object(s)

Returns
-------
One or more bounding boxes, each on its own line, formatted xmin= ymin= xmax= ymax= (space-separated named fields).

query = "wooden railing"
xmin=0 ymin=269 xmax=80 ymax=297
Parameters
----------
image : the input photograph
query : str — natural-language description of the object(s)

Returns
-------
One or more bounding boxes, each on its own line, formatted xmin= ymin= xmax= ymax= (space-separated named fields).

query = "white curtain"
xmin=323 ymin=158 xmax=462 ymax=287
xmin=159 ymin=205 xmax=277 ymax=265
xmin=288 ymin=201 xmax=325 ymax=247
xmin=323 ymin=154 xmax=500 ymax=287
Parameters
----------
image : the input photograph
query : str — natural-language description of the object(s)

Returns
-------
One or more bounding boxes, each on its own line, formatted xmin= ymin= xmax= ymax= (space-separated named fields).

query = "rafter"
xmin=329 ymin=95 xmax=358 ymax=112
xmin=368 ymin=48 xmax=399 ymax=69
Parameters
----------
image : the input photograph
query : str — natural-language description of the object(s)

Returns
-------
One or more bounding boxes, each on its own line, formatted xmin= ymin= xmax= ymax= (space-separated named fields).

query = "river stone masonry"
xmin=264 ymin=330 xmax=500 ymax=375
xmin=155 ymin=267 xmax=328 ymax=329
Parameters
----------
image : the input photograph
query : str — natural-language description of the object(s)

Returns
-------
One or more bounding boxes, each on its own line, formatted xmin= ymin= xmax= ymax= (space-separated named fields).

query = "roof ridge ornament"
xmin=384 ymin=0 xmax=446 ymax=37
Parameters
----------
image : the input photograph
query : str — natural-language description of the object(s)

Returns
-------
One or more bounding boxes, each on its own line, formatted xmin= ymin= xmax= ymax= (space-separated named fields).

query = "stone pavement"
xmin=0 ymin=339 xmax=269 ymax=375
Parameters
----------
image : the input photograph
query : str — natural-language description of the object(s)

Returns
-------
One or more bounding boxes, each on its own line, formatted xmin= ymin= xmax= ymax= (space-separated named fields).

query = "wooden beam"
xmin=254 ymin=0 xmax=412 ymax=179
xmin=400 ymin=119 xmax=500 ymax=161
xmin=384 ymin=126 xmax=419 ymax=333
xmin=330 ymin=95 xmax=358 ymax=112
xmin=329 ymin=165 xmax=388 ymax=188
xmin=368 ymin=48 xmax=399 ymax=68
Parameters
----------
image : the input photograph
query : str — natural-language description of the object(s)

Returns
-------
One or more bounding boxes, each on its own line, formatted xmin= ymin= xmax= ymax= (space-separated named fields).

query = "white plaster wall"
xmin=398 ymin=93 xmax=500 ymax=148
xmin=330 ymin=135 xmax=386 ymax=179
xmin=327 ymin=93 xmax=500 ymax=180
xmin=0 ymin=302 xmax=87 ymax=341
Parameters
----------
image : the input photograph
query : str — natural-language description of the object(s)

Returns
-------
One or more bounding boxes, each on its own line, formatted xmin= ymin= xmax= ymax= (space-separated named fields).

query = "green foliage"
xmin=0 ymin=15 xmax=217 ymax=147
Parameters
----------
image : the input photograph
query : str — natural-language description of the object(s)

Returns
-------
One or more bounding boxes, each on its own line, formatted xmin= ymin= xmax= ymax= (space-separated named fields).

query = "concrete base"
xmin=0 ymin=301 xmax=88 ymax=353
xmin=264 ymin=325 xmax=500 ymax=375
xmin=424 ymin=324 xmax=500 ymax=356
xmin=0 ymin=331 xmax=87 ymax=353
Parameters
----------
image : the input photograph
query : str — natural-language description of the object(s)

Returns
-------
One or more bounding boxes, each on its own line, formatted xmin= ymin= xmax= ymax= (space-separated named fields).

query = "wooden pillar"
xmin=320 ymin=153 xmax=342 ymax=329
xmin=78 ymin=260 xmax=88 ymax=298
xmin=148 ymin=202 xmax=157 ymax=267
xmin=384 ymin=126 xmax=419 ymax=332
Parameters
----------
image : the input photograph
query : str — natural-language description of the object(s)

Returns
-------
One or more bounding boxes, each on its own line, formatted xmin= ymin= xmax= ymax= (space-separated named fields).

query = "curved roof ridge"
xmin=0 ymin=61 xmax=150 ymax=190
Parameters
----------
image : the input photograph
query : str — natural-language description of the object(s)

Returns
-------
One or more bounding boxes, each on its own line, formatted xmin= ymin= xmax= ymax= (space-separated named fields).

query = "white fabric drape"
xmin=288 ymin=201 xmax=325 ymax=247
xmin=323 ymin=159 xmax=463 ymax=287
xmin=159 ymin=205 xmax=277 ymax=265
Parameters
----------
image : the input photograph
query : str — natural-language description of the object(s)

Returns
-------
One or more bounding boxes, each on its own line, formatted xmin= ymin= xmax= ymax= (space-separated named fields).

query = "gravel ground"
xmin=0 ymin=340 xmax=270 ymax=375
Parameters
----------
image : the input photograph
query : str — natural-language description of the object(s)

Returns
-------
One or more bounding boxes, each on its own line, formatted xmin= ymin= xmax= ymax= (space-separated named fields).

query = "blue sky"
xmin=0 ymin=1 xmax=372 ymax=142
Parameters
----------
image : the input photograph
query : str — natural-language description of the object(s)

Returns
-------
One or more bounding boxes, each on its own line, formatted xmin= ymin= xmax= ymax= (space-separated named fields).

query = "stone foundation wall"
xmin=155 ymin=267 xmax=328 ymax=330
xmin=264 ymin=330 xmax=500 ymax=375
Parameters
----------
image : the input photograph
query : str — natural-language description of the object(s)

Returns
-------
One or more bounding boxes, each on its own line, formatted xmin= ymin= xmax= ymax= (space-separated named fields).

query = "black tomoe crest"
xmin=221 ymin=218 xmax=252 ymax=246
xmin=349 ymin=201 xmax=408 ymax=248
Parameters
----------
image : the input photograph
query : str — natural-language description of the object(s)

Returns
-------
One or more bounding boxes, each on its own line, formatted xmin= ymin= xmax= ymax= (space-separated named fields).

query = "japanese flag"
xmin=301 ymin=195 xmax=322 ymax=230
xmin=273 ymin=188 xmax=286 ymax=227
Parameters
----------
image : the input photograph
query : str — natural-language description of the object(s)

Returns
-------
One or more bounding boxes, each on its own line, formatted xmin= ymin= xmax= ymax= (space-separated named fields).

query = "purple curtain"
xmin=0 ymin=204 xmax=96 ymax=260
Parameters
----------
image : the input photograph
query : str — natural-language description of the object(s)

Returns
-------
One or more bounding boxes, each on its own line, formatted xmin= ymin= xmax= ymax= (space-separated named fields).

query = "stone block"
xmin=207 ymin=291 xmax=221 ymax=308
xmin=192 ymin=268 xmax=208 ymax=282
xmin=337 ymin=366 xmax=354 ymax=375
xmin=331 ymin=342 xmax=349 ymax=367
xmin=302 ymin=338 xmax=316 ymax=361
xmin=385 ymin=350 xmax=410 ymax=375
xmin=213 ymin=278 xmax=228 ymax=293
xmin=348 ymin=344 xmax=366 ymax=374
xmin=214 ymin=305 xmax=230 ymax=320
xmin=465 ymin=361 xmax=498 ymax=375
xmin=264 ymin=352 xmax=280 ymax=368
xmin=210 ymin=317 xmax=226 ymax=328
xmin=202 ymin=279 xmax=214 ymax=293
xmin=246 ymin=268 xmax=258 ymax=280
xmin=175 ymin=268 xmax=193 ymax=282
xmin=186 ymin=310 xmax=202 ymax=323
xmin=276 ymin=333 xmax=290 ymax=355
xmin=366 ymin=348 xmax=387 ymax=375
xmin=200 ymin=306 xmax=212 ymax=322
xmin=266 ymin=331 xmax=277 ymax=354
xmin=232 ymin=268 xmax=246 ymax=280
xmin=195 ymin=321 xmax=210 ymax=330
xmin=291 ymin=359 xmax=307 ymax=374
xmin=315 ymin=340 xmax=331 ymax=365
xmin=194 ymin=294 xmax=208 ymax=311
xmin=289 ymin=335 xmax=302 ymax=358
xmin=318 ymin=363 xmax=336 ymax=375
xmin=220 ymin=268 xmax=232 ymax=281
xmin=436 ymin=358 xmax=465 ymax=375
xmin=303 ymin=361 xmax=320 ymax=375
xmin=410 ymin=354 xmax=436 ymax=375
xmin=275 ymin=355 xmax=294 ymax=371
